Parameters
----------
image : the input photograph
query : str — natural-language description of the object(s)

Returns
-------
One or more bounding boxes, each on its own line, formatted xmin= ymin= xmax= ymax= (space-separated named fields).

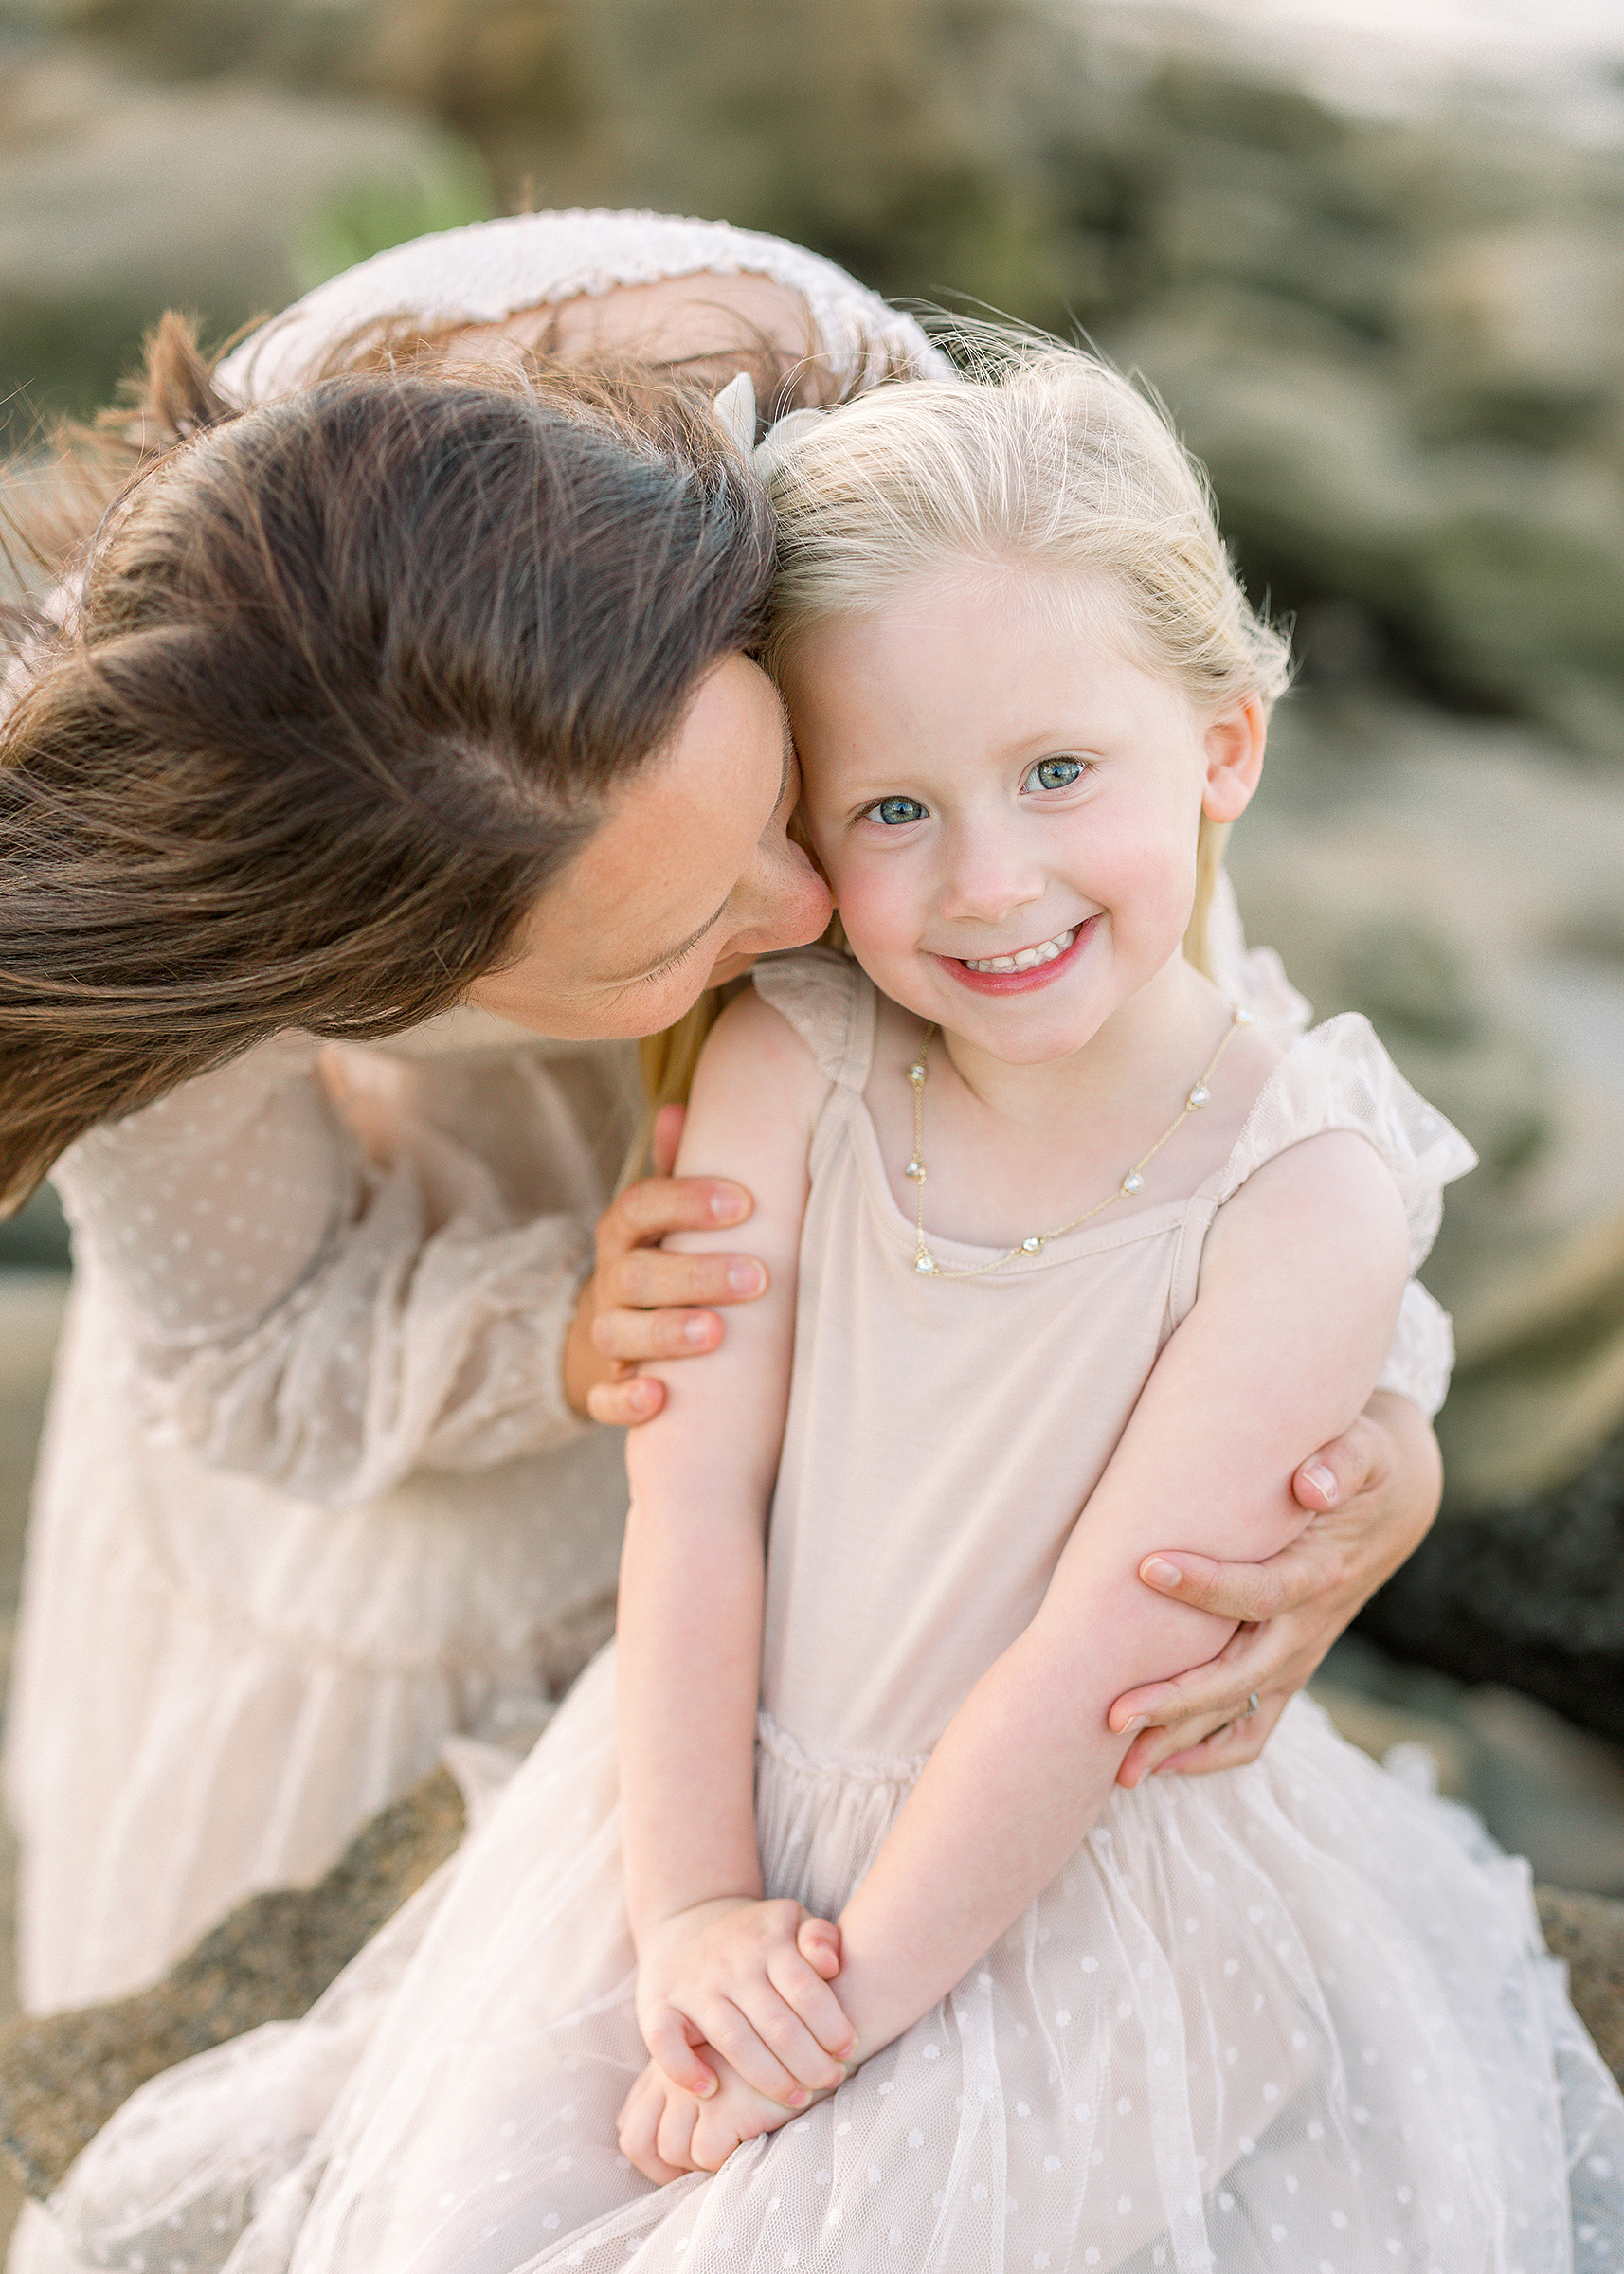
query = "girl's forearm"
xmin=830 ymin=1609 xmax=1175 ymax=2053
xmin=830 ymin=1138 xmax=1408 ymax=2056
xmin=617 ymin=1489 xmax=767 ymax=1948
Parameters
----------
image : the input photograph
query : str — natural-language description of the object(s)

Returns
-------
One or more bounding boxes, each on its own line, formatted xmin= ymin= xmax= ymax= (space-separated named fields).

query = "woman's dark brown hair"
xmin=0 ymin=322 xmax=777 ymax=1209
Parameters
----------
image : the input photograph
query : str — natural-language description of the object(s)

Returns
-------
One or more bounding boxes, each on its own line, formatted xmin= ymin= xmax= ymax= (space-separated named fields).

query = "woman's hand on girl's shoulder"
xmin=567 ymin=990 xmax=830 ymax=1427
xmin=565 ymin=1101 xmax=772 ymax=1426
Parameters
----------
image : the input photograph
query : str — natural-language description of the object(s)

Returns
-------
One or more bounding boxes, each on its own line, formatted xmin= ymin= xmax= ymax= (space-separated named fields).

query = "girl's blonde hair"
xmin=640 ymin=336 xmax=1293 ymax=1127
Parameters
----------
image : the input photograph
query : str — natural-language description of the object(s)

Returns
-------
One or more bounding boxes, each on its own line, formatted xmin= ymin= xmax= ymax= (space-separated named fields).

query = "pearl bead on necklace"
xmin=905 ymin=1005 xmax=1250 ymax=1280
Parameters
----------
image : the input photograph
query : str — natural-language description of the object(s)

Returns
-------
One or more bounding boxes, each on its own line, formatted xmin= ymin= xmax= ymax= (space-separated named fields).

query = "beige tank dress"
xmin=44 ymin=948 xmax=1624 ymax=2272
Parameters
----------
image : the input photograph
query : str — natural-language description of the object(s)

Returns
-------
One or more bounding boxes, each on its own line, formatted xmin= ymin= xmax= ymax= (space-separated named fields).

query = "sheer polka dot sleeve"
xmin=53 ymin=1037 xmax=595 ymax=1505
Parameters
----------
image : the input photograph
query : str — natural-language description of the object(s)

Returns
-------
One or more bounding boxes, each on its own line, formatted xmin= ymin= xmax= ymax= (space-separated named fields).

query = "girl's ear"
xmin=1201 ymin=697 xmax=1267 ymax=824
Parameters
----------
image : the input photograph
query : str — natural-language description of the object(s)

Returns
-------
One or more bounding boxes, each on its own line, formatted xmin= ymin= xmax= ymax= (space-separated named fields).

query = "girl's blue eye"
xmin=1030 ymin=756 xmax=1084 ymax=792
xmin=873 ymin=796 xmax=927 ymax=826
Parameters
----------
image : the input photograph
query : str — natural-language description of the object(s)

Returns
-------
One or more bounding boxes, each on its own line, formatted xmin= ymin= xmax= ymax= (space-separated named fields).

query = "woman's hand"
xmin=617 ymin=2050 xmax=807 ymax=2184
xmin=1108 ymin=1392 xmax=1442 ymax=1785
xmin=635 ymin=1895 xmax=852 ymax=2108
xmin=565 ymin=1105 xmax=769 ymax=1426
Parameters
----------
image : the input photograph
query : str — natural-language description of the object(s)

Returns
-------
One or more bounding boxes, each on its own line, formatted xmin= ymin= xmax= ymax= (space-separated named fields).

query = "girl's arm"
xmin=618 ymin=989 xmax=855 ymax=2109
xmin=828 ymin=1128 xmax=1412 ymax=2057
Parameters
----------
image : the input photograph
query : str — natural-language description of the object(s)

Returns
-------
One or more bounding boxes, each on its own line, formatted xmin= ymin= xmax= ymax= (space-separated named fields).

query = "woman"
xmin=0 ymin=212 xmax=1448 ymax=2017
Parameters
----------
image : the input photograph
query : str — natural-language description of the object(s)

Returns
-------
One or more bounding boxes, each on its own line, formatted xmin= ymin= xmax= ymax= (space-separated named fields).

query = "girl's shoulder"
xmin=749 ymin=947 xmax=876 ymax=1093
xmin=1208 ymin=1012 xmax=1477 ymax=1273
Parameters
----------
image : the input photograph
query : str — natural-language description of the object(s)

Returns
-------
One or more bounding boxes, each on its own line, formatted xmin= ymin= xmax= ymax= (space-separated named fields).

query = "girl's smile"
xmin=936 ymin=912 xmax=1097 ymax=994
xmin=784 ymin=563 xmax=1265 ymax=1082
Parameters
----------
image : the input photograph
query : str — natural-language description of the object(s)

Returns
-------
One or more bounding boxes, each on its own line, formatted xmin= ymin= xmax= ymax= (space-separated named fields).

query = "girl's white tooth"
xmin=964 ymin=925 xmax=1077 ymax=972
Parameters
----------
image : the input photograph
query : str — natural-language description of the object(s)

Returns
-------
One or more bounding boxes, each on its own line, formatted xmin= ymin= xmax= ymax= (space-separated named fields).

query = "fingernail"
xmin=1305 ymin=1461 xmax=1340 ymax=1505
xmin=629 ymin=1381 xmax=658 ymax=1410
xmin=709 ymin=1188 xmax=749 ymax=1222
xmin=1141 ymin=1557 xmax=1182 ymax=1589
xmin=1121 ymin=1714 xmax=1147 ymax=1736
xmin=789 ymin=2089 xmax=810 ymax=2108
xmin=696 ymin=2074 xmax=717 ymax=2097
xmin=726 ymin=1261 xmax=766 ymax=1296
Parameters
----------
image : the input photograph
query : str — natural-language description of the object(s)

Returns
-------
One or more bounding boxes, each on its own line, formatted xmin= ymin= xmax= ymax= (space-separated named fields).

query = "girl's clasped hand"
xmin=620 ymin=1897 xmax=850 ymax=2180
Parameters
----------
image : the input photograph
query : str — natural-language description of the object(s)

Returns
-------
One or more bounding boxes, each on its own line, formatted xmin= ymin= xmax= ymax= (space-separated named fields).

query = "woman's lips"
xmin=934 ymin=914 xmax=1098 ymax=996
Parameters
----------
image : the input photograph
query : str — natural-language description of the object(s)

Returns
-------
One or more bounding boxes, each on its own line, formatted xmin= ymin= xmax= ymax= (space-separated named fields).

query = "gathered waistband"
xmin=754 ymin=1708 xmax=929 ymax=1792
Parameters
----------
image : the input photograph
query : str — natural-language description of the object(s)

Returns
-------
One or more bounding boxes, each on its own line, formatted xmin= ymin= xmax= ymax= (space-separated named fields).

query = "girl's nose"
xmin=935 ymin=824 xmax=1046 ymax=929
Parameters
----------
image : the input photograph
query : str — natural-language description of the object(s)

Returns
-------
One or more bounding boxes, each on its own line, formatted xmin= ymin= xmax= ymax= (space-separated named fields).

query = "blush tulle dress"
xmin=41 ymin=949 xmax=1624 ymax=2274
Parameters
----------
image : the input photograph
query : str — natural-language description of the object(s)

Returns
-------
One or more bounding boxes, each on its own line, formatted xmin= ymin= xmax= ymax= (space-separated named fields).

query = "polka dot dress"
xmin=42 ymin=955 xmax=1622 ymax=2272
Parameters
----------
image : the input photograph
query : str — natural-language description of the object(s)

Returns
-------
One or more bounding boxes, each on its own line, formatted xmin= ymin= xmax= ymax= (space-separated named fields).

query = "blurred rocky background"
xmin=1 ymin=0 xmax=1622 ymax=2194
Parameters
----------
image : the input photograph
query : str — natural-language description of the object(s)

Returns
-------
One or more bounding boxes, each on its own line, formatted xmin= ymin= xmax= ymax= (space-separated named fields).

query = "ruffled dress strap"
xmin=1207 ymin=1012 xmax=1478 ymax=1275
xmin=751 ymin=948 xmax=876 ymax=1180
xmin=750 ymin=946 xmax=875 ymax=1095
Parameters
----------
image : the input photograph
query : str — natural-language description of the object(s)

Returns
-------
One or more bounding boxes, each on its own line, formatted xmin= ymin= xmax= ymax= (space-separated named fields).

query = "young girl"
xmin=46 ymin=347 xmax=1623 ymax=2274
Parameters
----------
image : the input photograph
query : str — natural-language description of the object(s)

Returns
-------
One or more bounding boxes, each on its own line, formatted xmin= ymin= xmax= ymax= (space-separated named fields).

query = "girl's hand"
xmin=1108 ymin=1392 xmax=1441 ymax=1784
xmin=635 ymin=1897 xmax=853 ymax=2109
xmin=617 ymin=2051 xmax=806 ymax=2183
xmin=565 ymin=1105 xmax=770 ymax=1426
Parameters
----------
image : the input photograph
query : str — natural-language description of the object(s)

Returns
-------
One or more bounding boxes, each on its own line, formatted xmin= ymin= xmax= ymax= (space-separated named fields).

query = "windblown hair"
xmin=0 ymin=320 xmax=776 ymax=1209
xmin=759 ymin=336 xmax=1294 ymax=974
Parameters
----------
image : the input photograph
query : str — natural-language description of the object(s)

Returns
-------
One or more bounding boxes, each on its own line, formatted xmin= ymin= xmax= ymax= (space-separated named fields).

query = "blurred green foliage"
xmin=290 ymin=147 xmax=496 ymax=294
xmin=2 ymin=0 xmax=1623 ymax=749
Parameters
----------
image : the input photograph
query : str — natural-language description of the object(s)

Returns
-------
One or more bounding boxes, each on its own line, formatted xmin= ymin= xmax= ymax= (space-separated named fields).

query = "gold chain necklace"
xmin=905 ymin=1005 xmax=1250 ymax=1279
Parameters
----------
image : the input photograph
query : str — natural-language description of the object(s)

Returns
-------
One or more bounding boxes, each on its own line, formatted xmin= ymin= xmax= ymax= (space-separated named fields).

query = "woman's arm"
xmin=56 ymin=1039 xmax=604 ymax=1502
xmin=827 ymin=1129 xmax=1412 ymax=2058
xmin=619 ymin=989 xmax=855 ymax=2116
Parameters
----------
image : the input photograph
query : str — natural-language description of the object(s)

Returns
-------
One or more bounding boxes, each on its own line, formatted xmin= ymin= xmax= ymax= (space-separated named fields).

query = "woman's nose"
xmin=731 ymin=824 xmax=833 ymax=957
